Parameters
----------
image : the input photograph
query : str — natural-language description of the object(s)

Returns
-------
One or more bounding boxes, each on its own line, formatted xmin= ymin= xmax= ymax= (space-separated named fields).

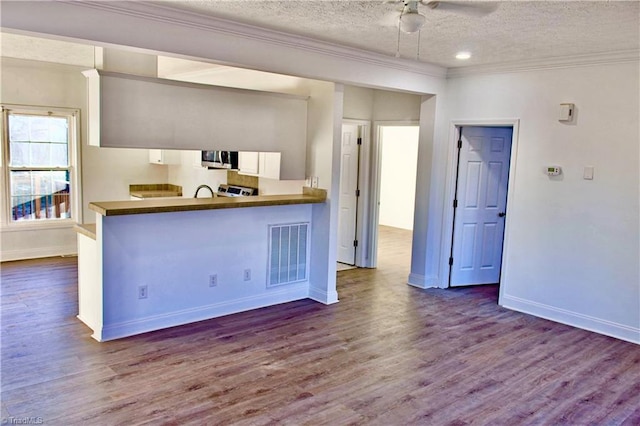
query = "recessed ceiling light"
xmin=456 ymin=52 xmax=471 ymax=60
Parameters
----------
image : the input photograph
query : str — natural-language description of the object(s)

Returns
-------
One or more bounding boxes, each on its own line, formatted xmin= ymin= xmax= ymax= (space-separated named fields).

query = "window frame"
xmin=1 ymin=104 xmax=82 ymax=230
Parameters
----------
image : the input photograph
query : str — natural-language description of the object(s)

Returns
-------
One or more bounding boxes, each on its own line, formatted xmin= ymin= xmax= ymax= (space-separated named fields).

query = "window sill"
xmin=1 ymin=220 xmax=77 ymax=233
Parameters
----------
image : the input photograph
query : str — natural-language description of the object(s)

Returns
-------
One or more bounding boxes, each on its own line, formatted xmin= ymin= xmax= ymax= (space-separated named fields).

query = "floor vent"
xmin=269 ymin=223 xmax=309 ymax=287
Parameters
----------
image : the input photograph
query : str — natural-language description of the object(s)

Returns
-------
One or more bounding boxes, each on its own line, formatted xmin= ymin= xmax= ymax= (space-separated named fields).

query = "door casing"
xmin=440 ymin=120 xmax=520 ymax=297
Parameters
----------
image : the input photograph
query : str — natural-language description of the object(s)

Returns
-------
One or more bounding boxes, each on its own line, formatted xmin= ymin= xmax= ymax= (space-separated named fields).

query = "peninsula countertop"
xmin=89 ymin=187 xmax=327 ymax=217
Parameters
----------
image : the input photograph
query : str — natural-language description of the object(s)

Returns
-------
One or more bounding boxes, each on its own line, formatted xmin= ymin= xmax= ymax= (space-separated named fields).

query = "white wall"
xmin=167 ymin=150 xmax=227 ymax=198
xmin=435 ymin=61 xmax=640 ymax=343
xmin=2 ymin=1 xmax=446 ymax=311
xmin=82 ymin=147 xmax=168 ymax=220
xmin=379 ymin=126 xmax=419 ymax=230
xmin=0 ymin=58 xmax=85 ymax=260
xmin=258 ymin=178 xmax=304 ymax=195
xmin=95 ymin=204 xmax=313 ymax=341
xmin=343 ymin=86 xmax=423 ymax=121
xmin=307 ymin=81 xmax=340 ymax=304
xmin=0 ymin=1 xmax=446 ymax=95
xmin=0 ymin=58 xmax=170 ymax=260
xmin=343 ymin=85 xmax=431 ymax=268
xmin=2 ymin=0 xmax=636 ymax=344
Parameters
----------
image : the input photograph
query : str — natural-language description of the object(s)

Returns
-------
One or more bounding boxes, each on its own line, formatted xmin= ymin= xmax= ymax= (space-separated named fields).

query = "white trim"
xmin=440 ymin=119 xmax=520 ymax=290
xmin=407 ymin=273 xmax=426 ymax=288
xmin=83 ymin=1 xmax=447 ymax=78
xmin=0 ymin=245 xmax=77 ymax=262
xmin=447 ymin=50 xmax=640 ymax=78
xmin=308 ymin=286 xmax=339 ymax=305
xmin=407 ymin=273 xmax=439 ymax=289
xmin=91 ymin=285 xmax=312 ymax=341
xmin=4 ymin=0 xmax=445 ymax=80
xmin=0 ymin=220 xmax=76 ymax=233
xmin=502 ymin=294 xmax=640 ymax=345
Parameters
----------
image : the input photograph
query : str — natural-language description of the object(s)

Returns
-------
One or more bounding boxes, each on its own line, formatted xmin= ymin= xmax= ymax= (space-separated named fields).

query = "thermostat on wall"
xmin=546 ymin=166 xmax=561 ymax=176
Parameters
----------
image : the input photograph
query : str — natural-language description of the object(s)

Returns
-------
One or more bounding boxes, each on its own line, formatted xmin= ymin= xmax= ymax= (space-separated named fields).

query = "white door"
xmin=450 ymin=126 xmax=512 ymax=287
xmin=337 ymin=123 xmax=360 ymax=265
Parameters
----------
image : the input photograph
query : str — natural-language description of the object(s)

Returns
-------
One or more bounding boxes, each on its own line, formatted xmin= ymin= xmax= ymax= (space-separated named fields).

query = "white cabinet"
xmin=259 ymin=152 xmax=281 ymax=180
xmin=149 ymin=149 xmax=179 ymax=165
xmin=238 ymin=152 xmax=281 ymax=180
xmin=238 ymin=152 xmax=260 ymax=175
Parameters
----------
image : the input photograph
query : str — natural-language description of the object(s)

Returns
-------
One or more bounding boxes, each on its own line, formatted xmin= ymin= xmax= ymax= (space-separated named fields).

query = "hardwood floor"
xmin=2 ymin=227 xmax=639 ymax=425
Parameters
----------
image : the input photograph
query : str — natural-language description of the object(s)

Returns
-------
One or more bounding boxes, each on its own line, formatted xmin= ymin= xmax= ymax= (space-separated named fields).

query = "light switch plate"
xmin=583 ymin=166 xmax=594 ymax=180
xmin=559 ymin=103 xmax=574 ymax=122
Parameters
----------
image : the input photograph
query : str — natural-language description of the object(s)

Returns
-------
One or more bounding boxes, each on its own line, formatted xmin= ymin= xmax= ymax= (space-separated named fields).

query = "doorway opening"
xmin=445 ymin=124 xmax=517 ymax=289
xmin=337 ymin=121 xmax=419 ymax=274
xmin=374 ymin=125 xmax=420 ymax=273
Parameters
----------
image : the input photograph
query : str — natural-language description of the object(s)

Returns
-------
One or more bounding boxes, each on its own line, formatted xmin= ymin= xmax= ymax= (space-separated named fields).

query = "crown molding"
xmin=63 ymin=1 xmax=447 ymax=79
xmin=447 ymin=50 xmax=640 ymax=78
xmin=0 ymin=56 xmax=89 ymax=72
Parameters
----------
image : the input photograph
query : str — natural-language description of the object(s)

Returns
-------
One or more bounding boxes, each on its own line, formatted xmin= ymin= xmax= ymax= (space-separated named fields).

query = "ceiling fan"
xmin=386 ymin=1 xmax=498 ymax=33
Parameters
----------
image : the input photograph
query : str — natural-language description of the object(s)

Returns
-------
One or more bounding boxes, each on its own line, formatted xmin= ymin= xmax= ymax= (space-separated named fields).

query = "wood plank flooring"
xmin=2 ymin=226 xmax=639 ymax=425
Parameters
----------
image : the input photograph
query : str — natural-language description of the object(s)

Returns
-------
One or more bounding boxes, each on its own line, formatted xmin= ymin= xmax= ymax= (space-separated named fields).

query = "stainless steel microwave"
xmin=201 ymin=151 xmax=238 ymax=170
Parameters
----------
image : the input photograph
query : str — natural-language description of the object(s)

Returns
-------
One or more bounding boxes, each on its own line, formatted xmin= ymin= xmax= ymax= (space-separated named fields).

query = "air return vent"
xmin=268 ymin=223 xmax=309 ymax=287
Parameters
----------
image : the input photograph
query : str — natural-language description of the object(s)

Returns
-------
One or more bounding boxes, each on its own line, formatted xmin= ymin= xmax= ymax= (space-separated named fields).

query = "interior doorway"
xmin=447 ymin=125 xmax=514 ymax=287
xmin=336 ymin=121 xmax=419 ymax=272
xmin=370 ymin=124 xmax=420 ymax=270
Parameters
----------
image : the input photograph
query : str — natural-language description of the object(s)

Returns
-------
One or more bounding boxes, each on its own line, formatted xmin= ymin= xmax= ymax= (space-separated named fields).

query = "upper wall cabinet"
xmin=238 ymin=151 xmax=281 ymax=180
xmin=82 ymin=70 xmax=308 ymax=180
xmin=149 ymin=149 xmax=179 ymax=165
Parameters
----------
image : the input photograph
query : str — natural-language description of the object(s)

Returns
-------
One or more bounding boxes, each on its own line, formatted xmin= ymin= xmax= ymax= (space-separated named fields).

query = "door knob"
xmin=498 ymin=212 xmax=506 ymax=217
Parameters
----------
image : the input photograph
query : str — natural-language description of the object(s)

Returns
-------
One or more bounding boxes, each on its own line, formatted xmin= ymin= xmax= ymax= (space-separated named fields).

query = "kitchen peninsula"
xmin=75 ymin=187 xmax=327 ymax=341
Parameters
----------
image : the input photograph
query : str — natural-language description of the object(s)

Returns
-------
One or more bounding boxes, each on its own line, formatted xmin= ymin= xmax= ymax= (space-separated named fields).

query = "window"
xmin=2 ymin=106 xmax=79 ymax=225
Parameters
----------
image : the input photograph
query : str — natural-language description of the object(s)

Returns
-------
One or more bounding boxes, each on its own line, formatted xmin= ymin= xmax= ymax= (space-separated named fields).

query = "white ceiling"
xmin=153 ymin=0 xmax=640 ymax=68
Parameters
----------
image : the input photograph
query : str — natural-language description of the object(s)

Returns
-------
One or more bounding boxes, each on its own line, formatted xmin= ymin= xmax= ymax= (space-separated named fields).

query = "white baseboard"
xmin=309 ymin=287 xmax=339 ymax=305
xmin=95 ymin=286 xmax=311 ymax=342
xmin=501 ymin=294 xmax=640 ymax=345
xmin=1 ymin=245 xmax=77 ymax=262
xmin=408 ymin=273 xmax=440 ymax=289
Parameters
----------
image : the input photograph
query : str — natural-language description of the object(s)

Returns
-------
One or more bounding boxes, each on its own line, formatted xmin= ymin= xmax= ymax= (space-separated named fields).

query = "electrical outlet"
xmin=209 ymin=274 xmax=218 ymax=287
xmin=243 ymin=269 xmax=251 ymax=281
xmin=138 ymin=285 xmax=148 ymax=299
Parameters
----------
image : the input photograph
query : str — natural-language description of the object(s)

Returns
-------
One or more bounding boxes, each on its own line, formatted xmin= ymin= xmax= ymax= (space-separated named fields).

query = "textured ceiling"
xmin=155 ymin=0 xmax=640 ymax=68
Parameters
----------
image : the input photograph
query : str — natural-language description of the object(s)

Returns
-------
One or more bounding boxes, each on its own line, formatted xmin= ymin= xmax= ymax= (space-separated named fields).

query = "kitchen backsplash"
xmin=129 ymin=183 xmax=182 ymax=193
xmin=227 ymin=171 xmax=258 ymax=189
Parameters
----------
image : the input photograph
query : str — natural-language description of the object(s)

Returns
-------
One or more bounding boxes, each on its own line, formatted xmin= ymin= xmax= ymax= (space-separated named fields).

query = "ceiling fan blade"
xmin=423 ymin=1 xmax=498 ymax=17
